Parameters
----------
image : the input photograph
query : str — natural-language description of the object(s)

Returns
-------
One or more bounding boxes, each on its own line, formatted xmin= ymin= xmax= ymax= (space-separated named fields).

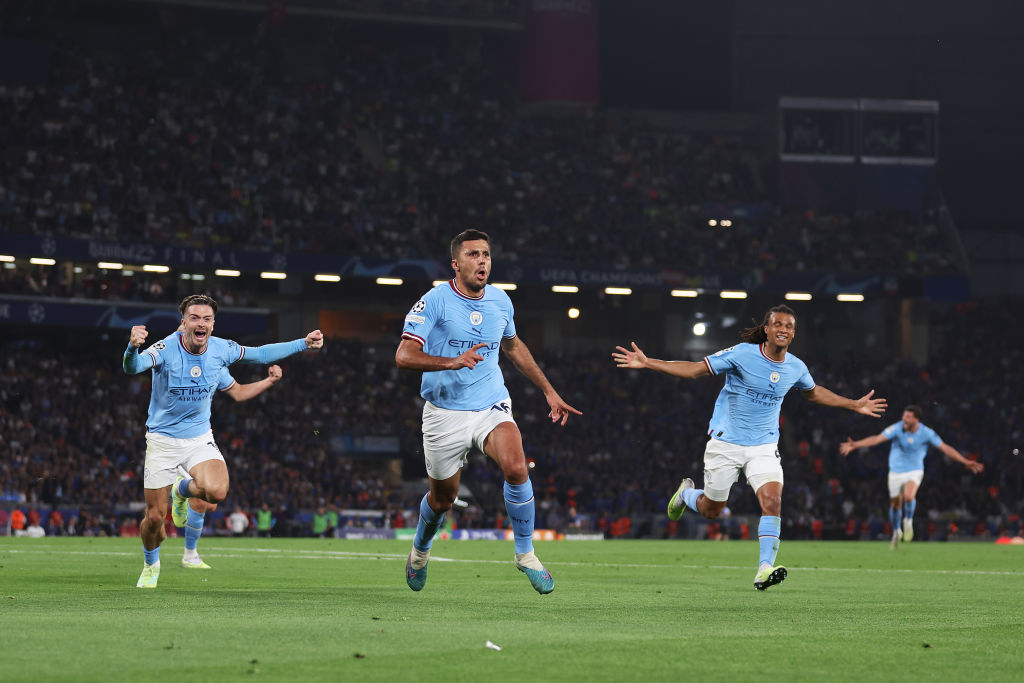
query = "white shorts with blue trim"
xmin=887 ymin=469 xmax=924 ymax=498
xmin=702 ymin=438 xmax=784 ymax=502
xmin=144 ymin=430 xmax=224 ymax=489
xmin=421 ymin=399 xmax=516 ymax=481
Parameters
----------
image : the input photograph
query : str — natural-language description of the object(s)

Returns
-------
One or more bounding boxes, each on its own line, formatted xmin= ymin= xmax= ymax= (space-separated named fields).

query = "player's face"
xmin=181 ymin=304 xmax=215 ymax=351
xmin=763 ymin=312 xmax=796 ymax=349
xmin=902 ymin=410 xmax=919 ymax=430
xmin=452 ymin=239 xmax=491 ymax=294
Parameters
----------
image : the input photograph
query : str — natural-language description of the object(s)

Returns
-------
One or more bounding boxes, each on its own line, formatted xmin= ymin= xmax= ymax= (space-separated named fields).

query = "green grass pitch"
xmin=2 ymin=537 xmax=1023 ymax=682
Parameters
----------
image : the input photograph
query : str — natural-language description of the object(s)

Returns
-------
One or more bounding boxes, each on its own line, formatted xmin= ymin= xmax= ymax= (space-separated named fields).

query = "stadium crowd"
xmin=2 ymin=300 xmax=1020 ymax=540
xmin=1 ymin=22 xmax=961 ymax=283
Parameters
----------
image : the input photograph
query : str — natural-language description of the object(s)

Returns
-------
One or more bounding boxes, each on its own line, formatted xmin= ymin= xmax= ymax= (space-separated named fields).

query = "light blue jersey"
xmin=881 ymin=422 xmax=943 ymax=473
xmin=124 ymin=332 xmax=306 ymax=438
xmin=703 ymin=343 xmax=815 ymax=447
xmin=402 ymin=279 xmax=516 ymax=411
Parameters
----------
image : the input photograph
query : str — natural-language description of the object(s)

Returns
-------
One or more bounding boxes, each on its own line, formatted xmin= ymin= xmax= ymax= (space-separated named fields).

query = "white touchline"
xmin=3 ymin=547 xmax=1023 ymax=576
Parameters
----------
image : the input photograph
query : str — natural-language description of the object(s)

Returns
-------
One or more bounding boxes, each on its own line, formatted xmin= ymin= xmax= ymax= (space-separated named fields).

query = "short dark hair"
xmin=450 ymin=229 xmax=491 ymax=261
xmin=739 ymin=304 xmax=797 ymax=344
xmin=904 ymin=405 xmax=923 ymax=419
xmin=178 ymin=294 xmax=218 ymax=316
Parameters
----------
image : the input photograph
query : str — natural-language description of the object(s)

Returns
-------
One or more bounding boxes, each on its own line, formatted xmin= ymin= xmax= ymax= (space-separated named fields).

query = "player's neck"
xmin=181 ymin=336 xmax=209 ymax=355
xmin=452 ymin=278 xmax=485 ymax=299
xmin=761 ymin=342 xmax=787 ymax=362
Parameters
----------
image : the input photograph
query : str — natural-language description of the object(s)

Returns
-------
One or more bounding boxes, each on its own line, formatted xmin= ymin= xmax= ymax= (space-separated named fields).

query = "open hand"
xmin=612 ymin=342 xmax=648 ymax=369
xmin=854 ymin=389 xmax=887 ymax=418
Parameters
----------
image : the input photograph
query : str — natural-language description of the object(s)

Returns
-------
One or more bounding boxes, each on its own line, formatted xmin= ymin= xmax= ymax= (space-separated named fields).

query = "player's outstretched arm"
xmin=237 ymin=330 xmax=323 ymax=365
xmin=939 ymin=443 xmax=985 ymax=473
xmin=501 ymin=336 xmax=582 ymax=426
xmin=395 ymin=338 xmax=488 ymax=372
xmin=226 ymin=365 xmax=283 ymax=402
xmin=612 ymin=342 xmax=711 ymax=380
xmin=839 ymin=433 xmax=889 ymax=456
xmin=123 ymin=325 xmax=155 ymax=374
xmin=804 ymin=386 xmax=887 ymax=417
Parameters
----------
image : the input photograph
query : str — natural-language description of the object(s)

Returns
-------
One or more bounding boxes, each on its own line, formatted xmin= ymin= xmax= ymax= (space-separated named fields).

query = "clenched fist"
xmin=129 ymin=325 xmax=149 ymax=349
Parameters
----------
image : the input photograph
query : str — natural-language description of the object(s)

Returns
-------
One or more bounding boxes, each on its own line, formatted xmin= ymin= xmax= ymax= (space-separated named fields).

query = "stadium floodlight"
xmin=491 ymin=282 xmax=517 ymax=291
xmin=720 ymin=290 xmax=747 ymax=299
xmin=568 ymin=307 xmax=581 ymax=319
xmin=314 ymin=274 xmax=341 ymax=282
xmin=671 ymin=289 xmax=698 ymax=298
xmin=181 ymin=273 xmax=192 ymax=280
xmin=30 ymin=258 xmax=56 ymax=265
xmin=837 ymin=293 xmax=865 ymax=302
xmin=97 ymin=262 xmax=123 ymax=270
xmin=604 ymin=287 xmax=632 ymax=295
xmin=376 ymin=277 xmax=403 ymax=286
xmin=215 ymin=269 xmax=241 ymax=277
xmin=192 ymin=274 xmax=206 ymax=281
xmin=720 ymin=219 xmax=733 ymax=227
xmin=260 ymin=271 xmax=287 ymax=280
xmin=708 ymin=219 xmax=717 ymax=227
xmin=551 ymin=285 xmax=579 ymax=293
xmin=143 ymin=265 xmax=170 ymax=273
xmin=785 ymin=292 xmax=813 ymax=301
xmin=0 ymin=255 xmax=14 ymax=262
xmin=693 ymin=322 xmax=707 ymax=336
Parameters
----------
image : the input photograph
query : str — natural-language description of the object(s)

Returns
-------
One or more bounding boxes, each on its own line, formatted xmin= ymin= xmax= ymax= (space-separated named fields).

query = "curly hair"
xmin=739 ymin=304 xmax=796 ymax=344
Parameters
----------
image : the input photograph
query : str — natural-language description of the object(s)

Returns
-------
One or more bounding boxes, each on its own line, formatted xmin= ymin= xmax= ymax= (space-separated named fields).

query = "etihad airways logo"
xmin=170 ymin=383 xmax=217 ymax=401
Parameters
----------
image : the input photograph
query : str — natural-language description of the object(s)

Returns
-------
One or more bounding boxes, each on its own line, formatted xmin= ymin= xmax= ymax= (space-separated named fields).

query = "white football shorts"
xmin=887 ymin=469 xmax=924 ymax=498
xmin=702 ymin=438 xmax=784 ymax=502
xmin=144 ymin=430 xmax=225 ymax=489
xmin=421 ymin=399 xmax=516 ymax=481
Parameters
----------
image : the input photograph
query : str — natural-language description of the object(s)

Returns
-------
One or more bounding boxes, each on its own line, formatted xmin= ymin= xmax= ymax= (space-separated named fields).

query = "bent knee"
xmin=203 ymin=486 xmax=229 ymax=505
xmin=144 ymin=508 xmax=166 ymax=526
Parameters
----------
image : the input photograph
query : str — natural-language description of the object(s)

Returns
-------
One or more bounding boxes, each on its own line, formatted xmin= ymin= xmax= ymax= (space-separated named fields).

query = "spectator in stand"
xmin=228 ymin=507 xmax=250 ymax=537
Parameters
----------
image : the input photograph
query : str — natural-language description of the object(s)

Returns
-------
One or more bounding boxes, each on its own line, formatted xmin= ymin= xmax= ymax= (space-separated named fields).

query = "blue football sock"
xmin=682 ymin=487 xmax=703 ymax=513
xmin=143 ymin=546 xmax=160 ymax=566
xmin=758 ymin=515 xmax=781 ymax=568
xmin=504 ymin=479 xmax=536 ymax=555
xmin=890 ymin=506 xmax=902 ymax=531
xmin=413 ymin=494 xmax=444 ymax=553
xmin=177 ymin=478 xmax=193 ymax=498
xmin=904 ymin=499 xmax=916 ymax=521
xmin=184 ymin=506 xmax=205 ymax=551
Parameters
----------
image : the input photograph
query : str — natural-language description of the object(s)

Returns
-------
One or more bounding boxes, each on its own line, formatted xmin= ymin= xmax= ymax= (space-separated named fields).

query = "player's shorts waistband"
xmin=707 ymin=437 xmax=779 ymax=449
xmin=146 ymin=430 xmax=215 ymax=446
xmin=424 ymin=399 xmax=511 ymax=413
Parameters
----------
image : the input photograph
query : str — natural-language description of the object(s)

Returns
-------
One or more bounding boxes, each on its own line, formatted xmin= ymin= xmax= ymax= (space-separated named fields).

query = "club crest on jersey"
xmin=469 ymin=311 xmax=483 ymax=325
xmin=190 ymin=366 xmax=202 ymax=378
xmin=770 ymin=371 xmax=781 ymax=383
xmin=907 ymin=437 xmax=914 ymax=444
xmin=411 ymin=300 xmax=426 ymax=314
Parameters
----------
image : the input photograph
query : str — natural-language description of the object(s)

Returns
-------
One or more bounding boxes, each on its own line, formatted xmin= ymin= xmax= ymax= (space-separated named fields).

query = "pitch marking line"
xmin=3 ymin=545 xmax=1023 ymax=576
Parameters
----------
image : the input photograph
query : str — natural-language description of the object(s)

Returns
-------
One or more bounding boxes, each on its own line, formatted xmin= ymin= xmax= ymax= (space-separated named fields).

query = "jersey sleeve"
xmin=141 ymin=337 xmax=175 ymax=370
xmin=794 ymin=361 xmax=815 ymax=391
xmin=881 ymin=423 xmax=900 ymax=440
xmin=217 ymin=367 xmax=237 ymax=392
xmin=926 ymin=427 xmax=944 ymax=447
xmin=402 ymin=290 xmax=439 ymax=346
xmin=223 ymin=339 xmax=245 ymax=364
xmin=502 ymin=293 xmax=517 ymax=339
xmin=704 ymin=345 xmax=741 ymax=375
